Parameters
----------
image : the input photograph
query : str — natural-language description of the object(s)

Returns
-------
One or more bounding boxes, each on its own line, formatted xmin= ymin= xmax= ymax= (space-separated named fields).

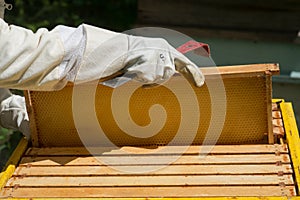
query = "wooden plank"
xmin=272 ymin=111 xmax=282 ymax=119
xmin=271 ymin=102 xmax=284 ymax=138
xmin=25 ymin=144 xmax=288 ymax=156
xmin=273 ymin=119 xmax=283 ymax=127
xmin=19 ymin=154 xmax=291 ymax=166
xmin=200 ymin=63 xmax=279 ymax=77
xmin=266 ymin=73 xmax=274 ymax=144
xmin=6 ymin=174 xmax=295 ymax=187
xmin=272 ymin=103 xmax=279 ymax=111
xmin=24 ymin=90 xmax=39 ymax=147
xmin=273 ymin=127 xmax=285 ymax=137
xmin=1 ymin=186 xmax=296 ymax=197
xmin=13 ymin=164 xmax=293 ymax=176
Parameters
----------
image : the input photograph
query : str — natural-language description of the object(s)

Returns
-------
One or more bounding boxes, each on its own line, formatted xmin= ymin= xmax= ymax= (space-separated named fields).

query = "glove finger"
xmin=175 ymin=58 xmax=205 ymax=87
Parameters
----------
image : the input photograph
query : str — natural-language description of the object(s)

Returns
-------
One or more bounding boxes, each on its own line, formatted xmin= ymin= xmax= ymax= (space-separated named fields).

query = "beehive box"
xmin=1 ymin=63 xmax=300 ymax=198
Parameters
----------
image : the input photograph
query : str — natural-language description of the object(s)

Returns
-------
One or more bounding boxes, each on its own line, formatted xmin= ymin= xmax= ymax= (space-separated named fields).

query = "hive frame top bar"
xmin=199 ymin=63 xmax=279 ymax=76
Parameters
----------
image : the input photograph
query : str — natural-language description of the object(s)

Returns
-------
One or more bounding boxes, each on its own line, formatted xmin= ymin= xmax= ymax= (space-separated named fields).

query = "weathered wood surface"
xmin=1 ymin=144 xmax=296 ymax=198
xmin=272 ymin=103 xmax=285 ymax=137
xmin=1 ymin=186 xmax=297 ymax=197
xmin=13 ymin=164 xmax=293 ymax=176
xmin=6 ymin=175 xmax=295 ymax=187
xmin=272 ymin=111 xmax=282 ymax=119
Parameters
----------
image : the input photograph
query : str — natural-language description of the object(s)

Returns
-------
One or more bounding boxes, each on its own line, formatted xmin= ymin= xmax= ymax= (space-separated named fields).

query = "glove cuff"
xmin=74 ymin=25 xmax=129 ymax=84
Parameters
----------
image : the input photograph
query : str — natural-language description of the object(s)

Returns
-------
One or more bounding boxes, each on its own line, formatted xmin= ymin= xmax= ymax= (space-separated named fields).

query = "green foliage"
xmin=0 ymin=127 xmax=12 ymax=152
xmin=5 ymin=0 xmax=137 ymax=31
xmin=0 ymin=128 xmax=13 ymax=170
xmin=0 ymin=129 xmax=22 ymax=171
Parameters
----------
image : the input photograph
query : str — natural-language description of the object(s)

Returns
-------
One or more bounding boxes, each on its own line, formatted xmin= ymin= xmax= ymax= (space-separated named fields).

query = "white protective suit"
xmin=0 ymin=18 xmax=205 ymax=139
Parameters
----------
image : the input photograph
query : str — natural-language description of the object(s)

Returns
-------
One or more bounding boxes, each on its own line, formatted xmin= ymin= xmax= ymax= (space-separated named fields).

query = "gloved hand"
xmin=0 ymin=89 xmax=30 ymax=139
xmin=75 ymin=27 xmax=205 ymax=87
xmin=110 ymin=36 xmax=205 ymax=87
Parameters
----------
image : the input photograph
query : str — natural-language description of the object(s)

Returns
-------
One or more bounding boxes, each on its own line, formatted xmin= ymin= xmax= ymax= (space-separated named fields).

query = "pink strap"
xmin=176 ymin=40 xmax=210 ymax=57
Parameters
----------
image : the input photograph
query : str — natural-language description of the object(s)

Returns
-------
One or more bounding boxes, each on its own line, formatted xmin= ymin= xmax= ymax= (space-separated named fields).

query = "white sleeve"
xmin=0 ymin=19 xmax=85 ymax=91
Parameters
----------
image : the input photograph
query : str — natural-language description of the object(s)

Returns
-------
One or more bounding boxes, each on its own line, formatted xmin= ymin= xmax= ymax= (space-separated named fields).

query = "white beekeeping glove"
xmin=75 ymin=25 xmax=205 ymax=87
xmin=0 ymin=89 xmax=30 ymax=139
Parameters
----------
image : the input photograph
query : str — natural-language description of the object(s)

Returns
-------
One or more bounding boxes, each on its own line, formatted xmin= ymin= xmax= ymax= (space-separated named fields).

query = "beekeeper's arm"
xmin=0 ymin=19 xmax=205 ymax=139
xmin=0 ymin=18 xmax=204 ymax=91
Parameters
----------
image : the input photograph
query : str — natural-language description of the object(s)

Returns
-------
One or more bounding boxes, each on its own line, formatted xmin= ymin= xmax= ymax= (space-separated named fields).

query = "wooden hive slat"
xmin=1 ymin=144 xmax=296 ymax=198
xmin=5 ymin=174 xmax=295 ymax=187
xmin=19 ymin=154 xmax=291 ymax=166
xmin=24 ymin=144 xmax=289 ymax=156
xmin=13 ymin=164 xmax=294 ymax=176
xmin=1 ymin=186 xmax=297 ymax=197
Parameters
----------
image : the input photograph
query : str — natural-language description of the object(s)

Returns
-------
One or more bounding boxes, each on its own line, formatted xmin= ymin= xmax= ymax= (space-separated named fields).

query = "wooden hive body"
xmin=2 ymin=63 xmax=299 ymax=198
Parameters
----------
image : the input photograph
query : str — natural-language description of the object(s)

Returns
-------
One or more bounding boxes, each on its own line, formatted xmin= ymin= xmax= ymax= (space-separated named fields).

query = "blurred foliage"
xmin=0 ymin=129 xmax=22 ymax=171
xmin=0 ymin=0 xmax=137 ymax=170
xmin=0 ymin=127 xmax=13 ymax=170
xmin=5 ymin=0 xmax=137 ymax=31
xmin=0 ymin=128 xmax=12 ymax=153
